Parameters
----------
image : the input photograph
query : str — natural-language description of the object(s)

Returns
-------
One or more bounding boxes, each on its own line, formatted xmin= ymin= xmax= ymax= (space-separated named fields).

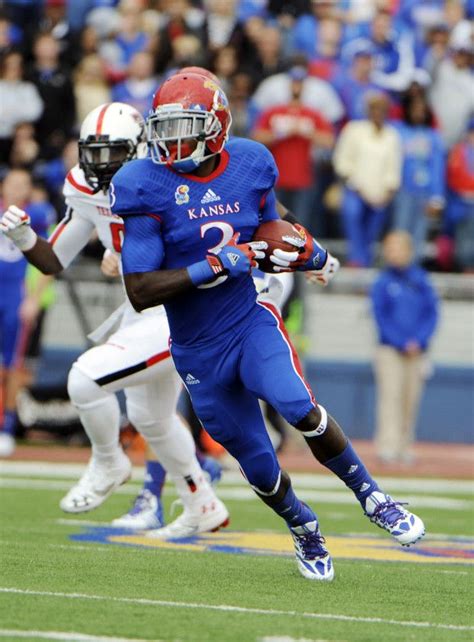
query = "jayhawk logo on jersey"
xmin=175 ymin=185 xmax=190 ymax=205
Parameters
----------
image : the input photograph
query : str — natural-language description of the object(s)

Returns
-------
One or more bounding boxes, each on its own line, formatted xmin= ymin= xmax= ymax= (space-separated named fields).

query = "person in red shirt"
xmin=445 ymin=118 xmax=474 ymax=272
xmin=252 ymin=66 xmax=334 ymax=234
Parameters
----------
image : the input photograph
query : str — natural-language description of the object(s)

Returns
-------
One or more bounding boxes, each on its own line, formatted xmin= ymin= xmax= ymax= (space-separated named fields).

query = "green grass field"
xmin=0 ymin=462 xmax=473 ymax=642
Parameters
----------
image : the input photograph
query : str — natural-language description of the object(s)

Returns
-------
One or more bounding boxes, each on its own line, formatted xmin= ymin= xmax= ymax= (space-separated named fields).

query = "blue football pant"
xmin=171 ymin=302 xmax=316 ymax=493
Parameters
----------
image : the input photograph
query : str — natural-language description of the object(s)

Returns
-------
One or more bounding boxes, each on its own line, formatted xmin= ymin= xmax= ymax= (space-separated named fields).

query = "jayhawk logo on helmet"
xmin=175 ymin=184 xmax=190 ymax=205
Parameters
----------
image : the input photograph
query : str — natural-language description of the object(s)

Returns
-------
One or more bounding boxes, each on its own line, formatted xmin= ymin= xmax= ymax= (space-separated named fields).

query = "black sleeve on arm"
xmin=276 ymin=199 xmax=300 ymax=225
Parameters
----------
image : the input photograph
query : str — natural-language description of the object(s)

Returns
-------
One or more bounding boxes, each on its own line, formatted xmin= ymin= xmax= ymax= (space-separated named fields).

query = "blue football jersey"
xmin=112 ymin=137 xmax=279 ymax=345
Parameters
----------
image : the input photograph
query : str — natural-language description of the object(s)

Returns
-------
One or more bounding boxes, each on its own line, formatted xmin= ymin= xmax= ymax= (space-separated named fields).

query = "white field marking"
xmin=259 ymin=638 xmax=345 ymax=642
xmin=259 ymin=638 xmax=346 ymax=642
xmin=0 ymin=588 xmax=473 ymax=633
xmin=0 ymin=630 xmax=158 ymax=642
xmin=1 ymin=477 xmax=472 ymax=511
xmin=56 ymin=518 xmax=111 ymax=527
xmin=0 ymin=540 xmax=152 ymax=555
xmin=1 ymin=462 xmax=473 ymax=495
xmin=357 ymin=563 xmax=469 ymax=576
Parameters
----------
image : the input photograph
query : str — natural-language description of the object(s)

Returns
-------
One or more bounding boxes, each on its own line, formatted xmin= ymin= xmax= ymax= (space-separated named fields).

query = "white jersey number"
xmin=198 ymin=221 xmax=234 ymax=289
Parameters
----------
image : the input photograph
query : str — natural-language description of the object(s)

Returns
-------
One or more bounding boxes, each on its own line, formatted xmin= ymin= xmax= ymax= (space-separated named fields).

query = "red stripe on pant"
xmin=259 ymin=300 xmax=316 ymax=404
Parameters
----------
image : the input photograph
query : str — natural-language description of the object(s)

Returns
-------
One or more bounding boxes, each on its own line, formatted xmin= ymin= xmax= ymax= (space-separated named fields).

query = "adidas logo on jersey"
xmin=359 ymin=483 xmax=371 ymax=493
xmin=201 ymin=189 xmax=221 ymax=204
xmin=185 ymin=373 xmax=200 ymax=385
xmin=347 ymin=465 xmax=359 ymax=474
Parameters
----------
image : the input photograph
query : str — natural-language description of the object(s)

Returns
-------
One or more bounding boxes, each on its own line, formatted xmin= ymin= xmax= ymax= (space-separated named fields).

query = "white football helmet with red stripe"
xmin=79 ymin=102 xmax=147 ymax=193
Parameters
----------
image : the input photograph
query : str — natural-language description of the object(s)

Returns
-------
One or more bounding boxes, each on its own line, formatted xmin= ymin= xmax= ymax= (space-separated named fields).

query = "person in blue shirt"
xmin=110 ymin=71 xmax=425 ymax=581
xmin=371 ymin=230 xmax=439 ymax=464
xmin=0 ymin=169 xmax=50 ymax=457
xmin=392 ymin=94 xmax=445 ymax=261
xmin=332 ymin=40 xmax=382 ymax=121
xmin=111 ymin=51 xmax=157 ymax=118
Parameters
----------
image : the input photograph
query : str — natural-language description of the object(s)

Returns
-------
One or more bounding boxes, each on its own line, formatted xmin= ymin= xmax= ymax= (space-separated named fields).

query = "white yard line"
xmin=1 ymin=477 xmax=471 ymax=511
xmin=0 ymin=588 xmax=472 ymax=633
xmin=0 ymin=631 xmax=157 ymax=642
xmin=1 ymin=462 xmax=473 ymax=494
xmin=2 ymin=473 xmax=472 ymax=511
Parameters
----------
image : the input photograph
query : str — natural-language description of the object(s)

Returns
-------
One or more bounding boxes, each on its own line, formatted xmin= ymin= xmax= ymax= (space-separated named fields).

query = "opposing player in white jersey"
xmin=0 ymin=102 xmax=229 ymax=536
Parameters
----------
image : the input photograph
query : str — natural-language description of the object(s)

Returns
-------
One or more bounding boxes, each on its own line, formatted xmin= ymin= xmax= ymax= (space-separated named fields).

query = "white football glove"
xmin=305 ymin=252 xmax=340 ymax=287
xmin=0 ymin=205 xmax=38 ymax=251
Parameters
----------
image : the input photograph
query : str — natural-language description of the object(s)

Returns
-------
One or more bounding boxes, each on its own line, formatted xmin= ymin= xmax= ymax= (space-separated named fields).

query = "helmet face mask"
xmin=79 ymin=136 xmax=137 ymax=192
xmin=78 ymin=103 xmax=147 ymax=193
xmin=146 ymin=104 xmax=224 ymax=172
xmin=147 ymin=73 xmax=232 ymax=172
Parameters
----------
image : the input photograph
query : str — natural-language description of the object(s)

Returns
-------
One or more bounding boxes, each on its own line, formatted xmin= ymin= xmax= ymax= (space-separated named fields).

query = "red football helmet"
xmin=176 ymin=66 xmax=220 ymax=85
xmin=147 ymin=72 xmax=232 ymax=172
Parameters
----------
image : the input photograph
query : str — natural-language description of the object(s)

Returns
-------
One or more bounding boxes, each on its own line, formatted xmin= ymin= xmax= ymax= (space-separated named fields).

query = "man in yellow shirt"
xmin=333 ymin=92 xmax=402 ymax=266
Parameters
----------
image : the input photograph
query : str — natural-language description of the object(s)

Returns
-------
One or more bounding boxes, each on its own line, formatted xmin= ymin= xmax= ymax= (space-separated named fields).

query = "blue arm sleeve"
xmin=121 ymin=215 xmax=165 ymax=275
xmin=259 ymin=189 xmax=279 ymax=222
xmin=414 ymin=279 xmax=439 ymax=349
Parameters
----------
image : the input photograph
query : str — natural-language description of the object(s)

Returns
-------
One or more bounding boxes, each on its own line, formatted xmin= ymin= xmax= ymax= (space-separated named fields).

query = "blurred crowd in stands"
xmin=0 ymin=0 xmax=473 ymax=271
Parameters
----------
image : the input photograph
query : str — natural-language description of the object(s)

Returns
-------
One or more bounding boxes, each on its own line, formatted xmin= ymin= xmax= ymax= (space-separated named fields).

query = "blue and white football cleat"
xmin=200 ymin=455 xmax=222 ymax=486
xmin=111 ymin=489 xmax=164 ymax=530
xmin=365 ymin=491 xmax=425 ymax=546
xmin=289 ymin=520 xmax=334 ymax=581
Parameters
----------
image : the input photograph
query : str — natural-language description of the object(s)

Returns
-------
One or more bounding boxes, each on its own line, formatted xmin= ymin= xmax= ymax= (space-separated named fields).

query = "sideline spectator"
xmin=9 ymin=123 xmax=40 ymax=170
xmin=429 ymin=27 xmax=474 ymax=148
xmin=392 ymin=94 xmax=445 ymax=261
xmin=366 ymin=9 xmax=415 ymax=92
xmin=228 ymin=72 xmax=256 ymax=138
xmin=333 ymin=91 xmax=401 ymax=266
xmin=371 ymin=231 xmax=439 ymax=464
xmin=253 ymin=67 xmax=334 ymax=232
xmin=35 ymin=0 xmax=80 ymax=67
xmin=290 ymin=0 xmax=340 ymax=60
xmin=0 ymin=168 xmax=51 ymax=458
xmin=333 ymin=39 xmax=381 ymax=120
xmin=28 ymin=32 xmax=76 ymax=159
xmin=0 ymin=14 xmax=23 ymax=53
xmin=211 ymin=44 xmax=239 ymax=92
xmin=112 ymin=50 xmax=157 ymax=117
xmin=445 ymin=118 xmax=474 ymax=272
xmin=251 ymin=24 xmax=286 ymax=85
xmin=307 ymin=17 xmax=343 ymax=82
xmin=114 ymin=0 xmax=149 ymax=70
xmin=0 ymin=49 xmax=43 ymax=164
xmin=252 ymin=56 xmax=344 ymax=124
xmin=73 ymin=54 xmax=111 ymax=126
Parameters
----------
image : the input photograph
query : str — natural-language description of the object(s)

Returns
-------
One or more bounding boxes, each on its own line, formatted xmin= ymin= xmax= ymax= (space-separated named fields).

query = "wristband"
xmin=187 ymin=256 xmax=223 ymax=286
xmin=14 ymin=226 xmax=38 ymax=252
xmin=304 ymin=245 xmax=328 ymax=271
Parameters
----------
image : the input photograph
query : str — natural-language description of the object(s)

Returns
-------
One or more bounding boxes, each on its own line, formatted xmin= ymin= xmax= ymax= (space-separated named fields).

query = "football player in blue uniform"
xmin=0 ymin=169 xmax=52 ymax=457
xmin=111 ymin=72 xmax=425 ymax=581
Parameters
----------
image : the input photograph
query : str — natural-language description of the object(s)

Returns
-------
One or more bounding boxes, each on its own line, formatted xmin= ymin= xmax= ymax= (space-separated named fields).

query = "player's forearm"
xmin=124 ymin=269 xmax=195 ymax=311
xmin=24 ymin=237 xmax=64 ymax=275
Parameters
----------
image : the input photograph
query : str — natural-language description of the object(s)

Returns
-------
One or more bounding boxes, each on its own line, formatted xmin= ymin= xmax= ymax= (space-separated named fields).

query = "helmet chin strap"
xmin=171 ymin=140 xmax=207 ymax=173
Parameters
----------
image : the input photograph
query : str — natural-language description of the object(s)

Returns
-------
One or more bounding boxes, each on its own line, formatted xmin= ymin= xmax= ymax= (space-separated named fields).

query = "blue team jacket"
xmin=371 ymin=265 xmax=439 ymax=351
xmin=394 ymin=122 xmax=445 ymax=200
